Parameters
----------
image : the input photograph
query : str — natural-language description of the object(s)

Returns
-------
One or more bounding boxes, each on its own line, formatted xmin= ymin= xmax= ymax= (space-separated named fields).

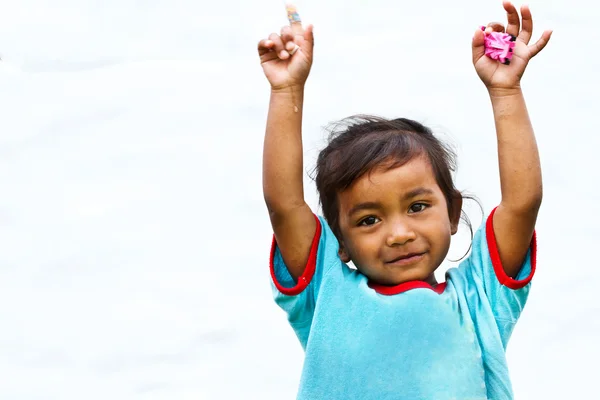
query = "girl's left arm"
xmin=472 ymin=1 xmax=552 ymax=277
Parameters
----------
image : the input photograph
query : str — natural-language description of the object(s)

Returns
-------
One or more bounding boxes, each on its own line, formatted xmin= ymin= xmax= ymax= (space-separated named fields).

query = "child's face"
xmin=336 ymin=156 xmax=459 ymax=286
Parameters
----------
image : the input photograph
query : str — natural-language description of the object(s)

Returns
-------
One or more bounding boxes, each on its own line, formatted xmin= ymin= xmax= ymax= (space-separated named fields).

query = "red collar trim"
xmin=368 ymin=280 xmax=447 ymax=296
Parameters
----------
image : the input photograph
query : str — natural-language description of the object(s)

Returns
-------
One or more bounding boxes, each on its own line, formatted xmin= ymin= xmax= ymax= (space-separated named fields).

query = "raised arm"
xmin=258 ymin=7 xmax=316 ymax=279
xmin=472 ymin=1 xmax=552 ymax=277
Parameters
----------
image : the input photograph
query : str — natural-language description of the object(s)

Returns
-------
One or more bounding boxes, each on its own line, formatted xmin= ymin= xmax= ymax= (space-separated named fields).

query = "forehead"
xmin=338 ymin=157 xmax=441 ymax=207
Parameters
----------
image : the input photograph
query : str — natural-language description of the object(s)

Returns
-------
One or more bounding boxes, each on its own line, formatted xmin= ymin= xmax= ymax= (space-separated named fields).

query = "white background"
xmin=0 ymin=0 xmax=597 ymax=398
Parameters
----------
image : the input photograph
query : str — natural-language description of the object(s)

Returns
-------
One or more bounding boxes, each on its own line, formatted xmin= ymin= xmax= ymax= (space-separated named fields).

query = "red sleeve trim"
xmin=485 ymin=206 xmax=537 ymax=290
xmin=269 ymin=214 xmax=322 ymax=296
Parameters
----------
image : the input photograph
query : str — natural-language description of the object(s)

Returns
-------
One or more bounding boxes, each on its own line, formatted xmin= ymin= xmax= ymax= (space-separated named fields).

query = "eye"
xmin=358 ymin=216 xmax=379 ymax=226
xmin=409 ymin=203 xmax=428 ymax=213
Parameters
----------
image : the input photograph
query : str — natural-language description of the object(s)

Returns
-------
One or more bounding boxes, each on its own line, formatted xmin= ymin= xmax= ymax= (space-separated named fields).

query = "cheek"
xmin=434 ymin=207 xmax=453 ymax=232
xmin=423 ymin=215 xmax=451 ymax=236
xmin=347 ymin=232 xmax=381 ymax=259
xmin=433 ymin=221 xmax=453 ymax=254
xmin=423 ymin=213 xmax=453 ymax=248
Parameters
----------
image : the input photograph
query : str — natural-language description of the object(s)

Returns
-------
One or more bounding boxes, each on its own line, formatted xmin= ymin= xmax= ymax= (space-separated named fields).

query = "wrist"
xmin=270 ymin=84 xmax=305 ymax=95
xmin=269 ymin=84 xmax=305 ymax=114
xmin=487 ymin=86 xmax=523 ymax=99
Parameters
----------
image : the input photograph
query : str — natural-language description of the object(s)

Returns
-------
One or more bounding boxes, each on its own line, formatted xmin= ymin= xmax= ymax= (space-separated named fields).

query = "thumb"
xmin=472 ymin=27 xmax=486 ymax=64
xmin=303 ymin=24 xmax=314 ymax=49
xmin=528 ymin=29 xmax=552 ymax=59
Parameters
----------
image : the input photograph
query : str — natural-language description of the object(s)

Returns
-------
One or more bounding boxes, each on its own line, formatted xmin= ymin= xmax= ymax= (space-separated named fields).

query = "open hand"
xmin=257 ymin=6 xmax=314 ymax=91
xmin=473 ymin=1 xmax=552 ymax=92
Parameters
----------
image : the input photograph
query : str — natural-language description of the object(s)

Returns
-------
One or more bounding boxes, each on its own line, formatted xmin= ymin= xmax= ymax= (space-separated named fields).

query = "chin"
xmin=384 ymin=270 xmax=436 ymax=286
xmin=357 ymin=263 xmax=436 ymax=286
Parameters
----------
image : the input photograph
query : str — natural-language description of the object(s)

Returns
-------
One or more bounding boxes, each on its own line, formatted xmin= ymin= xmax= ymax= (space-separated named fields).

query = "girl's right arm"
xmin=258 ymin=9 xmax=316 ymax=280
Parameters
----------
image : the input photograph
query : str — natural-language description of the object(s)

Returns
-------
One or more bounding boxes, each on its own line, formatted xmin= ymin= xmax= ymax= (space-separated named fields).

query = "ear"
xmin=450 ymin=194 xmax=463 ymax=235
xmin=338 ymin=244 xmax=351 ymax=263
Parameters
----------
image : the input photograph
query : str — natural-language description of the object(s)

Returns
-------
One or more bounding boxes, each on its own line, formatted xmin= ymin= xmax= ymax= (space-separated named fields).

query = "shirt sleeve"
xmin=269 ymin=215 xmax=342 ymax=347
xmin=453 ymin=207 xmax=537 ymax=346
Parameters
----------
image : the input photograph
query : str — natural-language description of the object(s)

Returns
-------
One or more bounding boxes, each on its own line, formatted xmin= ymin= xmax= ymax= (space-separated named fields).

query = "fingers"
xmin=281 ymin=25 xmax=295 ymax=46
xmin=281 ymin=25 xmax=300 ymax=56
xmin=286 ymin=3 xmax=304 ymax=35
xmin=528 ymin=30 xmax=552 ymax=58
xmin=503 ymin=1 xmax=520 ymax=37
xmin=257 ymin=38 xmax=275 ymax=56
xmin=258 ymin=25 xmax=303 ymax=61
xmin=268 ymin=32 xmax=290 ymax=60
xmin=472 ymin=28 xmax=486 ymax=64
xmin=519 ymin=4 xmax=533 ymax=44
xmin=257 ymin=38 xmax=280 ymax=64
xmin=256 ymin=5 xmax=312 ymax=62
xmin=485 ymin=22 xmax=506 ymax=34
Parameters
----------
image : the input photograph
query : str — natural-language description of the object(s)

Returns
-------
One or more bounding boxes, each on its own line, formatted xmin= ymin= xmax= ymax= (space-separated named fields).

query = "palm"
xmin=474 ymin=39 xmax=530 ymax=89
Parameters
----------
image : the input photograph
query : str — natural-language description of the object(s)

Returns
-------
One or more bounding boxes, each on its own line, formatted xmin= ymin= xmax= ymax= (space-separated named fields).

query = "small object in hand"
xmin=481 ymin=26 xmax=516 ymax=65
xmin=286 ymin=4 xmax=301 ymax=24
xmin=289 ymin=44 xmax=300 ymax=55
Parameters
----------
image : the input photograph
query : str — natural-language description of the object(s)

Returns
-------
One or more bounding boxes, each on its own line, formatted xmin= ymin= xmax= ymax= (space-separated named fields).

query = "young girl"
xmin=257 ymin=2 xmax=551 ymax=399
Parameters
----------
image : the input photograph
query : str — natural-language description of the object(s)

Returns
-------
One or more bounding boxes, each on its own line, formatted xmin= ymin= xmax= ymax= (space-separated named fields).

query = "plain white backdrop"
xmin=0 ymin=0 xmax=598 ymax=398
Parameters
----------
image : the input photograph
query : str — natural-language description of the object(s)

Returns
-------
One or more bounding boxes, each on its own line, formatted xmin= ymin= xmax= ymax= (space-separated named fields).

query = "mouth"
xmin=385 ymin=253 xmax=426 ymax=267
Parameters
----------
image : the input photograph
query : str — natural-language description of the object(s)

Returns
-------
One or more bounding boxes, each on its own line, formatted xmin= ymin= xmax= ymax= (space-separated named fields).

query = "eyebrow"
xmin=347 ymin=187 xmax=435 ymax=217
xmin=347 ymin=202 xmax=382 ymax=218
xmin=403 ymin=187 xmax=435 ymax=200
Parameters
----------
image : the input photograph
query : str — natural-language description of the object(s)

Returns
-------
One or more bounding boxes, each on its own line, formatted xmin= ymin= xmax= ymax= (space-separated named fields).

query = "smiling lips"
xmin=385 ymin=252 xmax=426 ymax=267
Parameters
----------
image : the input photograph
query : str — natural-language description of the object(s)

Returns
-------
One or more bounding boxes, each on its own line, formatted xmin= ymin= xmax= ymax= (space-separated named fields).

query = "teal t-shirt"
xmin=270 ymin=208 xmax=536 ymax=400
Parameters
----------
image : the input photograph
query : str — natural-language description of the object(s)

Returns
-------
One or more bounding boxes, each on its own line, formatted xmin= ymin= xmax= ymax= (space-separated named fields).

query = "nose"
xmin=385 ymin=219 xmax=416 ymax=247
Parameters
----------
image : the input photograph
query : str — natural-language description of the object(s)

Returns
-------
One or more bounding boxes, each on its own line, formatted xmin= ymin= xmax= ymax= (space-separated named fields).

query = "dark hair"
xmin=313 ymin=115 xmax=475 ymax=255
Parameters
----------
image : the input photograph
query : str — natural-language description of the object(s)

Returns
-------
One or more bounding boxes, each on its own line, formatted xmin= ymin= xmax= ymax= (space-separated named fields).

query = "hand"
xmin=257 ymin=6 xmax=314 ymax=92
xmin=472 ymin=1 xmax=552 ymax=93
